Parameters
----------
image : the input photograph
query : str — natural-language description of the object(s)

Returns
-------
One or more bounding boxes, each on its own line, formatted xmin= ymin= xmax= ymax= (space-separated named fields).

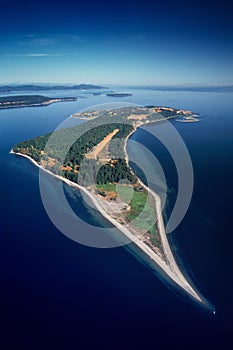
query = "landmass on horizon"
xmin=11 ymin=104 xmax=205 ymax=305
xmin=106 ymin=93 xmax=133 ymax=97
xmin=0 ymin=95 xmax=77 ymax=110
xmin=1 ymin=83 xmax=233 ymax=94
xmin=0 ymin=84 xmax=107 ymax=93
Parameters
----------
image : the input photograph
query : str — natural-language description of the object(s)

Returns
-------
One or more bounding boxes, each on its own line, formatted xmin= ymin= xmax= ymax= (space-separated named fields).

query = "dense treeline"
xmin=13 ymin=133 xmax=51 ymax=162
xmin=96 ymin=158 xmax=137 ymax=185
xmin=13 ymin=105 xmax=176 ymax=187
xmin=13 ymin=119 xmax=135 ymax=186
xmin=64 ymin=123 xmax=134 ymax=185
xmin=64 ymin=122 xmax=132 ymax=167
xmin=73 ymin=157 xmax=137 ymax=186
xmin=0 ymin=95 xmax=77 ymax=110
xmin=0 ymin=95 xmax=52 ymax=104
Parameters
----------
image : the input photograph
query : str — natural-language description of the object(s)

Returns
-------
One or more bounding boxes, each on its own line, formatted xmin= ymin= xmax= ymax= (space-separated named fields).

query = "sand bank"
xmin=10 ymin=145 xmax=204 ymax=304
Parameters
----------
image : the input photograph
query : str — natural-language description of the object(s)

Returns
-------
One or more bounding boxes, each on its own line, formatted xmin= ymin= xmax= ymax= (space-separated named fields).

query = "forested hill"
xmin=0 ymin=95 xmax=77 ymax=109
xmin=12 ymin=105 xmax=181 ymax=186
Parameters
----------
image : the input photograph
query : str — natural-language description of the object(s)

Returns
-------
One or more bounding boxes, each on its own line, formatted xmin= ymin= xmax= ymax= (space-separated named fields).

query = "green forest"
xmin=13 ymin=105 xmax=178 ymax=187
xmin=12 ymin=105 xmax=180 ymax=248
xmin=0 ymin=95 xmax=76 ymax=109
xmin=13 ymin=119 xmax=135 ymax=186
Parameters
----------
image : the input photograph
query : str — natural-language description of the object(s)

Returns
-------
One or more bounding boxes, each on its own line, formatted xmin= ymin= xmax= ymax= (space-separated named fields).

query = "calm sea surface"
xmin=0 ymin=89 xmax=232 ymax=348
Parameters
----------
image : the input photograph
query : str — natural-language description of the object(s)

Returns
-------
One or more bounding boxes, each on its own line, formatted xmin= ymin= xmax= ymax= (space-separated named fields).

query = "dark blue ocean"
xmin=0 ymin=88 xmax=233 ymax=349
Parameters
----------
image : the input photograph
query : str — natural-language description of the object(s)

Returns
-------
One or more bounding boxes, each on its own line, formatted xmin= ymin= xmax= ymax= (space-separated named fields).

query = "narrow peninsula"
xmin=11 ymin=105 xmax=205 ymax=304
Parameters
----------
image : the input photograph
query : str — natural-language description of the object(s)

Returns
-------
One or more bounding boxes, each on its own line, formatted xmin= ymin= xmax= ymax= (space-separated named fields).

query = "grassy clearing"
xmin=126 ymin=190 xmax=148 ymax=221
xmin=97 ymin=184 xmax=148 ymax=217
xmin=148 ymin=224 xmax=161 ymax=248
xmin=96 ymin=183 xmax=161 ymax=247
xmin=97 ymin=183 xmax=116 ymax=194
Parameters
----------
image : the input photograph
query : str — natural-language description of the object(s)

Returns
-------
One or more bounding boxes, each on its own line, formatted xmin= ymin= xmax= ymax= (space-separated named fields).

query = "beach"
xmin=10 ymin=132 xmax=205 ymax=304
xmin=3 ymin=88 xmax=232 ymax=348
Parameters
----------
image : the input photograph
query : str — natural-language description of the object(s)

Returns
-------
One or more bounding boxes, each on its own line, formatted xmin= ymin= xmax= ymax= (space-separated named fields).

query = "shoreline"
xmin=123 ymin=120 xmax=206 ymax=302
xmin=175 ymin=118 xmax=199 ymax=123
xmin=0 ymin=98 xmax=77 ymax=110
xmin=10 ymin=118 xmax=207 ymax=305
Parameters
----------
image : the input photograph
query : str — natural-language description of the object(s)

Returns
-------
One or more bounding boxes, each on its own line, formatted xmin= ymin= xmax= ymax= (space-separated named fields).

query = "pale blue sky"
xmin=0 ymin=0 xmax=232 ymax=86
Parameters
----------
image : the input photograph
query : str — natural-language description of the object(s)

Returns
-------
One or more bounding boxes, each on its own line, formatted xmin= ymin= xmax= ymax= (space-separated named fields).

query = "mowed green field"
xmin=96 ymin=183 xmax=161 ymax=247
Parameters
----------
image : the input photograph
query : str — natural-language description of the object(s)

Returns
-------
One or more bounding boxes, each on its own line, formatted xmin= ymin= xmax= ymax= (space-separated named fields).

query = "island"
xmin=0 ymin=95 xmax=77 ymax=110
xmin=106 ymin=93 xmax=133 ymax=97
xmin=0 ymin=84 xmax=107 ymax=93
xmin=11 ymin=105 xmax=207 ymax=305
xmin=175 ymin=109 xmax=199 ymax=122
xmin=176 ymin=115 xmax=199 ymax=122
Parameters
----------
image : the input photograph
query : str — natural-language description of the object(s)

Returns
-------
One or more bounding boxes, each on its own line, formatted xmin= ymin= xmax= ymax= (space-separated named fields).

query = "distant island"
xmin=0 ymin=84 xmax=107 ymax=93
xmin=175 ymin=110 xmax=199 ymax=122
xmin=11 ymin=105 xmax=204 ymax=304
xmin=0 ymin=95 xmax=77 ymax=110
xmin=106 ymin=93 xmax=133 ymax=97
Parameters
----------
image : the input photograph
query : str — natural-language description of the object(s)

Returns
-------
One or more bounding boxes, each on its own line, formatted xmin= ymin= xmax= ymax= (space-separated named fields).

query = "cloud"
xmin=0 ymin=53 xmax=58 ymax=57
xmin=25 ymin=53 xmax=53 ymax=57
xmin=0 ymin=52 xmax=81 ymax=57
xmin=18 ymin=34 xmax=86 ymax=47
